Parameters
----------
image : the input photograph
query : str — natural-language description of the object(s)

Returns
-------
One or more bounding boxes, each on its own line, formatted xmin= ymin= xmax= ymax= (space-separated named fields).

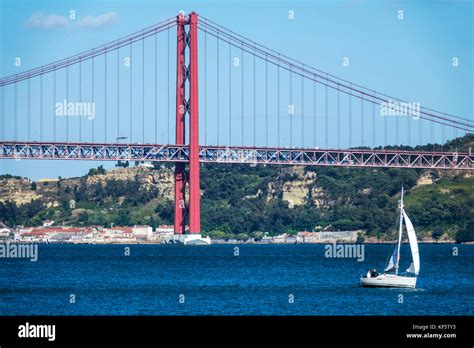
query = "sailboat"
xmin=360 ymin=187 xmax=420 ymax=288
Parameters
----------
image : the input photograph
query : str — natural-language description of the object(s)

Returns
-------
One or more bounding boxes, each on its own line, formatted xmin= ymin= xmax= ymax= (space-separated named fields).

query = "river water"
xmin=0 ymin=244 xmax=472 ymax=315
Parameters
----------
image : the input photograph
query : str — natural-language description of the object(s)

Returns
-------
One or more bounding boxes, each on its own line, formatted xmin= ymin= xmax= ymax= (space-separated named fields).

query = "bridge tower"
xmin=174 ymin=12 xmax=201 ymax=238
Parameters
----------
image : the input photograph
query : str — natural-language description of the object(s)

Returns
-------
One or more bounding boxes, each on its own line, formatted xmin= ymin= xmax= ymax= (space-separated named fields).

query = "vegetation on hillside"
xmin=0 ymin=135 xmax=473 ymax=242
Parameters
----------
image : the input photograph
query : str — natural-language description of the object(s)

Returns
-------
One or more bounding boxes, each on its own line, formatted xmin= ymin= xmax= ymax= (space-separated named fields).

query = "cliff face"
xmin=267 ymin=167 xmax=326 ymax=207
xmin=81 ymin=167 xmax=175 ymax=200
xmin=0 ymin=178 xmax=41 ymax=205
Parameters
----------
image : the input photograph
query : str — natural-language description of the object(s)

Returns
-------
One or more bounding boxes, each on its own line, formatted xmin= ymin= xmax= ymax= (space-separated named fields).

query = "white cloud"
xmin=25 ymin=13 xmax=68 ymax=29
xmin=77 ymin=12 xmax=119 ymax=28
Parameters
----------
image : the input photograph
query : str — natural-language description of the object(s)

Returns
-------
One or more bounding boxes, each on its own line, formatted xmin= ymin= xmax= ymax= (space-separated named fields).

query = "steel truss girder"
xmin=0 ymin=142 xmax=472 ymax=170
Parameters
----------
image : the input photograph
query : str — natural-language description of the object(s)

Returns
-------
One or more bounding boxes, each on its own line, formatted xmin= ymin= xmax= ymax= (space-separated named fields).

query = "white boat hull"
xmin=360 ymin=274 xmax=417 ymax=288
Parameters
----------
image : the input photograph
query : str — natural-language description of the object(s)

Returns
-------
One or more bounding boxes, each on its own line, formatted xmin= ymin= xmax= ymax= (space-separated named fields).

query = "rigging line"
xmin=198 ymin=19 xmax=472 ymax=123
xmin=199 ymin=25 xmax=473 ymax=128
xmin=0 ymin=19 xmax=177 ymax=86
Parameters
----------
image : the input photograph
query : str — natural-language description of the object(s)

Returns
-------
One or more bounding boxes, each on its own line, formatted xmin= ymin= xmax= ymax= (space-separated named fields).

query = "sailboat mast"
xmin=395 ymin=187 xmax=404 ymax=275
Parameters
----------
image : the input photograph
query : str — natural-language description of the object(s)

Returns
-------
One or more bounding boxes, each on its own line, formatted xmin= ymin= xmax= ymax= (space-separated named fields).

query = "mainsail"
xmin=403 ymin=209 xmax=420 ymax=275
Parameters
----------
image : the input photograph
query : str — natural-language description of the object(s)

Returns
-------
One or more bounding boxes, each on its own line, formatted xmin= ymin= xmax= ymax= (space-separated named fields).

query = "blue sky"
xmin=0 ymin=0 xmax=472 ymax=179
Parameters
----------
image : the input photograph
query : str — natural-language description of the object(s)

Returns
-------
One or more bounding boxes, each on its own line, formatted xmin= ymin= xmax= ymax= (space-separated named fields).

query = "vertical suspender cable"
xmin=265 ymin=54 xmax=268 ymax=147
xmin=155 ymin=31 xmax=158 ymax=144
xmin=66 ymin=61 xmax=69 ymax=142
xmin=348 ymin=84 xmax=352 ymax=148
xmin=167 ymin=29 xmax=170 ymax=144
xmin=301 ymin=65 xmax=304 ymax=148
xmin=372 ymin=92 xmax=376 ymax=147
xmin=129 ymin=41 xmax=132 ymax=143
xmin=217 ymin=31 xmax=220 ymax=145
xmin=253 ymin=43 xmax=256 ymax=147
xmin=53 ymin=70 xmax=56 ymax=141
xmin=337 ymin=85 xmax=340 ymax=149
xmin=142 ymin=36 xmax=145 ymax=144
xmin=277 ymin=56 xmax=280 ymax=148
xmin=1 ymin=86 xmax=3 ymax=141
xmin=79 ymin=60 xmax=82 ymax=142
xmin=204 ymin=30 xmax=207 ymax=145
xmin=105 ymin=50 xmax=108 ymax=143
xmin=40 ymin=72 xmax=43 ymax=141
xmin=117 ymin=41 xmax=120 ymax=142
xmin=289 ymin=65 xmax=292 ymax=147
xmin=92 ymin=52 xmax=95 ymax=142
xmin=384 ymin=99 xmax=387 ymax=148
xmin=14 ymin=82 xmax=17 ymax=141
xmin=27 ymin=79 xmax=31 ymax=140
xmin=360 ymin=94 xmax=364 ymax=146
xmin=241 ymin=42 xmax=244 ymax=146
xmin=229 ymin=38 xmax=232 ymax=145
xmin=313 ymin=78 xmax=316 ymax=147
xmin=325 ymin=77 xmax=328 ymax=149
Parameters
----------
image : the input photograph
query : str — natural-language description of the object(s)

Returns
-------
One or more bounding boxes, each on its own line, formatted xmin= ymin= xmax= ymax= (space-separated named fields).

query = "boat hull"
xmin=360 ymin=274 xmax=417 ymax=288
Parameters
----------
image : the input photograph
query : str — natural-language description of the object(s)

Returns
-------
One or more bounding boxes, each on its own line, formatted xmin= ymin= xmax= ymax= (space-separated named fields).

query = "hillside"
xmin=0 ymin=135 xmax=473 ymax=242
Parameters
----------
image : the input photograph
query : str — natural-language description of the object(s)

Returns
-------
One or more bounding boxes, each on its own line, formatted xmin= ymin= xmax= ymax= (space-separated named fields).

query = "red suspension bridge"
xmin=0 ymin=12 xmax=473 ymax=236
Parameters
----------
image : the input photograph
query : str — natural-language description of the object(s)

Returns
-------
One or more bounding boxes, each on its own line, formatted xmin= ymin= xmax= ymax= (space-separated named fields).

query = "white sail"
xmin=385 ymin=245 xmax=398 ymax=272
xmin=403 ymin=209 xmax=420 ymax=275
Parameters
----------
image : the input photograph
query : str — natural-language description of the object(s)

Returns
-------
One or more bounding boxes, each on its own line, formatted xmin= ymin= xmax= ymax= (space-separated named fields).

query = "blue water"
xmin=0 ymin=244 xmax=472 ymax=315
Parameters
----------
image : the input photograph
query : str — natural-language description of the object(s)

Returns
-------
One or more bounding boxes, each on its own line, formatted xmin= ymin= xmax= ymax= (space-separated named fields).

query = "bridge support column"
xmin=174 ymin=12 xmax=200 ymax=235
xmin=174 ymin=13 xmax=187 ymax=235
xmin=188 ymin=12 xmax=200 ymax=234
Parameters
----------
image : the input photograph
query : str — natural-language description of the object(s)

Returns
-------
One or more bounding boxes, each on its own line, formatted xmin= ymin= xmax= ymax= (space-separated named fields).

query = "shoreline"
xmin=1 ymin=240 xmax=470 ymax=245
